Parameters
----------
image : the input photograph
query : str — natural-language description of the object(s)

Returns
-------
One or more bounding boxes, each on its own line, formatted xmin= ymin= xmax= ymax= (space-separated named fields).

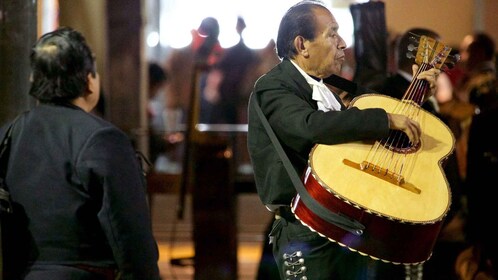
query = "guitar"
xmin=291 ymin=35 xmax=457 ymax=264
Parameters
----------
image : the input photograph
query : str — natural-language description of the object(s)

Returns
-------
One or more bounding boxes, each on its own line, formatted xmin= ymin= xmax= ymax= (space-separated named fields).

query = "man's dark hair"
xmin=276 ymin=0 xmax=327 ymax=60
xmin=29 ymin=26 xmax=96 ymax=102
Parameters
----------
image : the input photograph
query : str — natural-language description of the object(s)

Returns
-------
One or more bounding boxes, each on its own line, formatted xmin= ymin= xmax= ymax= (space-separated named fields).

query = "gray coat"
xmin=0 ymin=102 xmax=160 ymax=279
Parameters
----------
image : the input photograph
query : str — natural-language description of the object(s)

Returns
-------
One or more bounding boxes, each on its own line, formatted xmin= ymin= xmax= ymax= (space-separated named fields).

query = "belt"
xmin=73 ymin=264 xmax=118 ymax=280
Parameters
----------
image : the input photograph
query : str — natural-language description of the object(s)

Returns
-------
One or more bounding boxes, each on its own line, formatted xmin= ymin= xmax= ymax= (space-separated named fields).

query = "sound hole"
xmin=380 ymin=130 xmax=419 ymax=153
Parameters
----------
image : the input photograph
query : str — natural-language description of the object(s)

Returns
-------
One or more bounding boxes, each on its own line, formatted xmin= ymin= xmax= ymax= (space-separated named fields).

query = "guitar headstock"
xmin=406 ymin=33 xmax=460 ymax=71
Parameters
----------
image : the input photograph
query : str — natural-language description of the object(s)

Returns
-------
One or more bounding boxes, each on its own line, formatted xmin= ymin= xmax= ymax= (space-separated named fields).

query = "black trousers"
xmin=268 ymin=207 xmax=407 ymax=280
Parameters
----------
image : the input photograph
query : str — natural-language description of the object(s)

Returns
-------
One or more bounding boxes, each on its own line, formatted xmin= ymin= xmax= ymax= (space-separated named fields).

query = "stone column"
xmin=0 ymin=0 xmax=37 ymax=124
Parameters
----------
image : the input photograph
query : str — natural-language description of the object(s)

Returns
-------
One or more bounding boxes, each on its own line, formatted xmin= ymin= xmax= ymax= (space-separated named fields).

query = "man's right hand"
xmin=387 ymin=113 xmax=422 ymax=145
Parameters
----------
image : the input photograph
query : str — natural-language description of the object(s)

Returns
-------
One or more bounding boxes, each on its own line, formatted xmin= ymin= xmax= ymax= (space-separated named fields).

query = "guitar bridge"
xmin=343 ymin=159 xmax=421 ymax=194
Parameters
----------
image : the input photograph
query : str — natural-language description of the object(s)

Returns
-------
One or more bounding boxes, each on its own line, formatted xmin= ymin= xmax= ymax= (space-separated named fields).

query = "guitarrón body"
xmin=292 ymin=94 xmax=455 ymax=264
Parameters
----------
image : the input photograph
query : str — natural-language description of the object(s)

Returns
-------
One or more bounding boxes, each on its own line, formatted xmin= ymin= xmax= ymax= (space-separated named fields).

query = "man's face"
xmin=305 ymin=7 xmax=346 ymax=78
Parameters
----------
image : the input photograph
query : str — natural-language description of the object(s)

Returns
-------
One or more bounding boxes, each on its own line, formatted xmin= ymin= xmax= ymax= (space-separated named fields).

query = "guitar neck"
xmin=402 ymin=63 xmax=432 ymax=106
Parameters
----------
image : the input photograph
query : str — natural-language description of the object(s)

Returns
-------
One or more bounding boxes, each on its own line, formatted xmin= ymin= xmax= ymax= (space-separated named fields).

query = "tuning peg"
xmin=443 ymin=54 xmax=461 ymax=69
xmin=446 ymin=63 xmax=456 ymax=69
xmin=406 ymin=52 xmax=416 ymax=59
xmin=407 ymin=44 xmax=417 ymax=51
xmin=452 ymin=54 xmax=461 ymax=63
xmin=408 ymin=35 xmax=420 ymax=44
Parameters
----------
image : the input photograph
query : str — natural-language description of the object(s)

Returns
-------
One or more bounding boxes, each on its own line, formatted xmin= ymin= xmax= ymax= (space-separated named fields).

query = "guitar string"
xmin=365 ymin=37 xmax=431 ymax=171
xmin=364 ymin=64 xmax=430 ymax=183
xmin=363 ymin=65 xmax=425 ymax=177
xmin=364 ymin=37 xmax=450 ymax=186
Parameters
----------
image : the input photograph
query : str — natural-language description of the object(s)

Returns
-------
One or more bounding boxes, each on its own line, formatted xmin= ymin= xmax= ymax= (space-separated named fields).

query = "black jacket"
xmin=0 ymin=103 xmax=160 ymax=279
xmin=247 ymin=59 xmax=390 ymax=207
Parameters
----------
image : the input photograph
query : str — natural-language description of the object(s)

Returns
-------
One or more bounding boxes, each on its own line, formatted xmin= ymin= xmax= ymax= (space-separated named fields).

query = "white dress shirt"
xmin=291 ymin=61 xmax=342 ymax=112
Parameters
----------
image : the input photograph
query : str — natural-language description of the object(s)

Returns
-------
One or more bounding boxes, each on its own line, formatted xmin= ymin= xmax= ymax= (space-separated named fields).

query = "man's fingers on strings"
xmin=409 ymin=121 xmax=421 ymax=145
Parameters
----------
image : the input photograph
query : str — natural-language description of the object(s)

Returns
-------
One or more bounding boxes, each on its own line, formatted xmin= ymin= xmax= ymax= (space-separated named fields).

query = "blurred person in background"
xmin=147 ymin=62 xmax=184 ymax=173
xmin=440 ymin=32 xmax=497 ymax=180
xmin=455 ymin=32 xmax=498 ymax=280
xmin=200 ymin=16 xmax=260 ymax=124
xmin=164 ymin=17 xmax=224 ymax=126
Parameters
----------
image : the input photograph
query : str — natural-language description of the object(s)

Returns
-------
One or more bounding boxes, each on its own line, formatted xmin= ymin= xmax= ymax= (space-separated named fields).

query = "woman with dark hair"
xmin=0 ymin=27 xmax=160 ymax=279
xmin=455 ymin=32 xmax=498 ymax=280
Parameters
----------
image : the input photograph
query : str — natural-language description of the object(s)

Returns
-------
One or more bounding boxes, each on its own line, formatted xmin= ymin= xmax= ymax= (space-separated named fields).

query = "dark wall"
xmin=59 ymin=0 xmax=144 ymax=148
xmin=105 ymin=0 xmax=143 ymax=143
xmin=0 ymin=0 xmax=37 ymax=125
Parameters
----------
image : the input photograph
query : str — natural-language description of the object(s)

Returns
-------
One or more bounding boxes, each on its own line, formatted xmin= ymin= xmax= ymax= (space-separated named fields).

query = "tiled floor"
xmin=151 ymin=193 xmax=273 ymax=280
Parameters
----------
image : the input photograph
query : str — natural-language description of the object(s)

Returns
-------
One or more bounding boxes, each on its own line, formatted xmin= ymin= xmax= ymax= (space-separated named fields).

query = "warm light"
xmin=147 ymin=31 xmax=160 ymax=48
xmin=158 ymin=0 xmax=355 ymax=50
xmin=159 ymin=0 xmax=295 ymax=49
xmin=38 ymin=0 xmax=59 ymax=37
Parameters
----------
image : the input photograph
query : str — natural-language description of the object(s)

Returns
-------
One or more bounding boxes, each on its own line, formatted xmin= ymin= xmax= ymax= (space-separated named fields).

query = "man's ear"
xmin=294 ymin=36 xmax=309 ymax=57
xmin=86 ymin=73 xmax=96 ymax=94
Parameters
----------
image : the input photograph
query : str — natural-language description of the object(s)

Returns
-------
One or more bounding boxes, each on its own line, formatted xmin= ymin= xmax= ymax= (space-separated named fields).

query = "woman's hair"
xmin=276 ymin=0 xmax=327 ymax=60
xmin=466 ymin=32 xmax=496 ymax=72
xmin=148 ymin=62 xmax=167 ymax=90
xmin=29 ymin=26 xmax=96 ymax=102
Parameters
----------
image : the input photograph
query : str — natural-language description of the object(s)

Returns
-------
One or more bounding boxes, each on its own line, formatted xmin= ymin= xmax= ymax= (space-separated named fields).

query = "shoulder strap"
xmin=0 ymin=124 xmax=15 ymax=177
xmin=0 ymin=114 xmax=25 ymax=182
xmin=0 ymin=121 xmax=16 ymax=280
xmin=252 ymin=96 xmax=364 ymax=235
xmin=0 ymin=121 xmax=15 ymax=209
